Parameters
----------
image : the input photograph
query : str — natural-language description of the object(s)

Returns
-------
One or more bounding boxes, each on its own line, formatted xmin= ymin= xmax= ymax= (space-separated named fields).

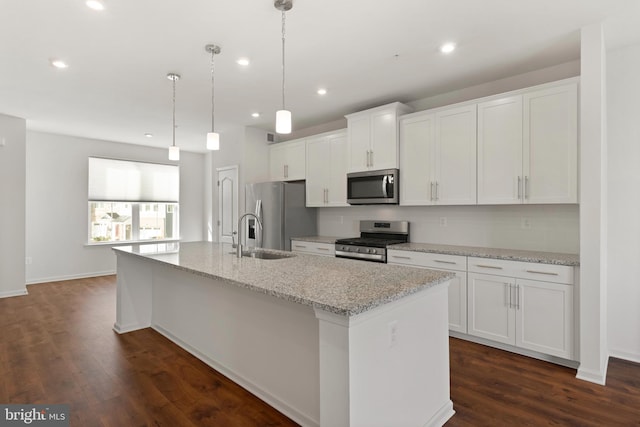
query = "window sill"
xmin=85 ymin=239 xmax=180 ymax=248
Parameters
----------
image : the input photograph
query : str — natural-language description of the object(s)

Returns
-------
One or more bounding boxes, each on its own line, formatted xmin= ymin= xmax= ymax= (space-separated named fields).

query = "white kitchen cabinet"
xmin=388 ymin=250 xmax=467 ymax=333
xmin=346 ymin=102 xmax=412 ymax=173
xmin=477 ymin=82 xmax=578 ymax=204
xmin=269 ymin=138 xmax=306 ymax=181
xmin=305 ymin=130 xmax=348 ymax=207
xmin=523 ymin=83 xmax=578 ymax=204
xmin=291 ymin=240 xmax=335 ymax=257
xmin=399 ymin=104 xmax=476 ymax=205
xmin=467 ymin=257 xmax=574 ymax=359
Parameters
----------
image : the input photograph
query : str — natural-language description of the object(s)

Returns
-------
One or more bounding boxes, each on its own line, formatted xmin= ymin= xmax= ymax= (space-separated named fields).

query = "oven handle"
xmin=335 ymin=250 xmax=385 ymax=262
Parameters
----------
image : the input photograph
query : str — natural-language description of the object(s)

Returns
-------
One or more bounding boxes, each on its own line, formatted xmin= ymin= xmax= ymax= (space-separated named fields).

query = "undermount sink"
xmin=231 ymin=250 xmax=295 ymax=260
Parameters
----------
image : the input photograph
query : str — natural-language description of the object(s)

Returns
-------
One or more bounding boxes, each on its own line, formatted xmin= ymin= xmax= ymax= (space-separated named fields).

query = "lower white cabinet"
xmin=467 ymin=257 xmax=574 ymax=359
xmin=387 ymin=250 xmax=467 ymax=333
xmin=290 ymin=240 xmax=335 ymax=257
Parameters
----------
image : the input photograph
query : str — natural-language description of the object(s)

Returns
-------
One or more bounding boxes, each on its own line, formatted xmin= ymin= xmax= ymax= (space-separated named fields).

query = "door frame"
xmin=216 ymin=165 xmax=239 ymax=244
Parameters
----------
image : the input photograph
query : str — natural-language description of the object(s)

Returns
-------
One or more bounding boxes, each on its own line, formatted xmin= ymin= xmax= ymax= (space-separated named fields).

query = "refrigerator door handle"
xmin=254 ymin=199 xmax=263 ymax=247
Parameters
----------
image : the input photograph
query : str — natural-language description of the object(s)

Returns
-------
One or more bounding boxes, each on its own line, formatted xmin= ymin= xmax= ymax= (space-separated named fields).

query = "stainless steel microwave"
xmin=347 ymin=169 xmax=399 ymax=205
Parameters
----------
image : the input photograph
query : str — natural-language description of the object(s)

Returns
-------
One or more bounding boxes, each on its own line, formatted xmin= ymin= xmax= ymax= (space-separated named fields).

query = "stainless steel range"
xmin=335 ymin=220 xmax=409 ymax=263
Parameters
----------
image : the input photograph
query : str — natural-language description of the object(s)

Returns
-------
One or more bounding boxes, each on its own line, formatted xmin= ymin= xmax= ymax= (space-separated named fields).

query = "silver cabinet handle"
xmin=434 ymin=260 xmax=457 ymax=265
xmin=294 ymin=244 xmax=307 ymax=249
xmin=284 ymin=164 xmax=289 ymax=179
xmin=517 ymin=176 xmax=522 ymax=199
xmin=525 ymin=270 xmax=559 ymax=276
xmin=516 ymin=284 xmax=520 ymax=310
xmin=430 ymin=182 xmax=434 ymax=201
xmin=524 ymin=176 xmax=529 ymax=199
xmin=316 ymin=247 xmax=330 ymax=251
xmin=435 ymin=182 xmax=439 ymax=201
xmin=475 ymin=264 xmax=503 ymax=269
xmin=391 ymin=255 xmax=411 ymax=260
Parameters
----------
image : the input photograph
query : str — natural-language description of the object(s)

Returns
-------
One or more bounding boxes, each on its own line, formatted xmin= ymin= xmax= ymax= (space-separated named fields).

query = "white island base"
xmin=114 ymin=249 xmax=454 ymax=427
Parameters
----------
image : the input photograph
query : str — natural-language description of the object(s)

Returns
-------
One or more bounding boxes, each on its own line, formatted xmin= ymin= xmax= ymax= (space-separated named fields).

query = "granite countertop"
xmin=388 ymin=243 xmax=579 ymax=266
xmin=290 ymin=236 xmax=340 ymax=244
xmin=113 ymin=242 xmax=452 ymax=316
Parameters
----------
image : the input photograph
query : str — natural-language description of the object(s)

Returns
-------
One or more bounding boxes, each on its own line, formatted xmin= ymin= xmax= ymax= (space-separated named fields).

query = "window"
xmin=88 ymin=157 xmax=179 ymax=244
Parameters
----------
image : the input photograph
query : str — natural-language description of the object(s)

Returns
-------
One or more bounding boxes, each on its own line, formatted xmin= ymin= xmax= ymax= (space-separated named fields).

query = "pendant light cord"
xmin=281 ymin=9 xmax=286 ymax=110
xmin=211 ymin=50 xmax=215 ymax=132
xmin=172 ymin=76 xmax=176 ymax=148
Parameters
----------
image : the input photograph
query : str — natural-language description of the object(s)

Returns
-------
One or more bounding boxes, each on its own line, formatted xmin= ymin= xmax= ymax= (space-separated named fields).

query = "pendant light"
xmin=167 ymin=73 xmax=181 ymax=161
xmin=205 ymin=44 xmax=221 ymax=150
xmin=274 ymin=0 xmax=293 ymax=134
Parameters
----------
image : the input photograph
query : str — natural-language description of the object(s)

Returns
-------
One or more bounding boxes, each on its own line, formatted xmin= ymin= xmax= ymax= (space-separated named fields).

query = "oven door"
xmin=347 ymin=169 xmax=398 ymax=205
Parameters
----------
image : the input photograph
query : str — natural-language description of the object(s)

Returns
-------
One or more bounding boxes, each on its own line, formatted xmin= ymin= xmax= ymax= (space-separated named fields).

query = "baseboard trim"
xmin=576 ymin=356 xmax=609 ymax=385
xmin=424 ymin=400 xmax=455 ymax=427
xmin=26 ymin=270 xmax=116 ymax=285
xmin=0 ymin=288 xmax=28 ymax=299
xmin=152 ymin=324 xmax=319 ymax=427
xmin=609 ymin=348 xmax=640 ymax=364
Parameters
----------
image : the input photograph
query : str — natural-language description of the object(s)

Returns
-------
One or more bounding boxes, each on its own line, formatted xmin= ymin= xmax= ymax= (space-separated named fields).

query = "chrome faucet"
xmin=236 ymin=213 xmax=263 ymax=258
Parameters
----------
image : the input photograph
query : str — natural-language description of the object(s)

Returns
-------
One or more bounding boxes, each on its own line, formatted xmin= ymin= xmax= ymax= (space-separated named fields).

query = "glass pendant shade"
xmin=207 ymin=131 xmax=220 ymax=150
xmin=168 ymin=145 xmax=180 ymax=161
xmin=276 ymin=109 xmax=292 ymax=134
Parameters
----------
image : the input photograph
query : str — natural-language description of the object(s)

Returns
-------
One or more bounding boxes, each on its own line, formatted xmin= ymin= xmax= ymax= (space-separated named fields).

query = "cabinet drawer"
xmin=468 ymin=257 xmax=574 ymax=284
xmin=291 ymin=241 xmax=335 ymax=257
xmin=387 ymin=250 xmax=466 ymax=272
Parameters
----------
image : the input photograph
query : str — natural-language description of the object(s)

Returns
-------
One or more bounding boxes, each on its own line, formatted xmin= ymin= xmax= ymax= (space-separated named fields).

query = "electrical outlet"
xmin=521 ymin=217 xmax=532 ymax=229
xmin=0 ymin=137 xmax=6 ymax=147
xmin=339 ymin=215 xmax=344 ymax=224
xmin=25 ymin=257 xmax=32 ymax=265
xmin=439 ymin=217 xmax=447 ymax=227
xmin=388 ymin=320 xmax=398 ymax=347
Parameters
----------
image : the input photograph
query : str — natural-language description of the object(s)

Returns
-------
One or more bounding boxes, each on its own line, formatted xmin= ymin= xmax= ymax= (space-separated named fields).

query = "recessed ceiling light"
xmin=251 ymin=112 xmax=260 ymax=118
xmin=237 ymin=58 xmax=250 ymax=66
xmin=51 ymin=59 xmax=69 ymax=69
xmin=86 ymin=0 xmax=105 ymax=11
xmin=317 ymin=88 xmax=327 ymax=95
xmin=144 ymin=133 xmax=153 ymax=138
xmin=440 ymin=43 xmax=456 ymax=54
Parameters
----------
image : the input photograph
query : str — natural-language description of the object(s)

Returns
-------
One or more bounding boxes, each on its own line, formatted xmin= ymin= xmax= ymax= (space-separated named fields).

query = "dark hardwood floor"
xmin=1 ymin=276 xmax=639 ymax=426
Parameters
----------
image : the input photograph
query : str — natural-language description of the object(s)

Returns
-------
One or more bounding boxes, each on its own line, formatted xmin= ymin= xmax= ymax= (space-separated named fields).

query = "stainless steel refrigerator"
xmin=244 ymin=181 xmax=317 ymax=251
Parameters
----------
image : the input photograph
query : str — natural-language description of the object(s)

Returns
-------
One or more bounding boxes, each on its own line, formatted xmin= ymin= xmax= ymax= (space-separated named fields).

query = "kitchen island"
xmin=113 ymin=242 xmax=454 ymax=427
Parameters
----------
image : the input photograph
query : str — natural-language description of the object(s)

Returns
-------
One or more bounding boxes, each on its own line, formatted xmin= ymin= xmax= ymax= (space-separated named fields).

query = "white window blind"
xmin=88 ymin=157 xmax=179 ymax=202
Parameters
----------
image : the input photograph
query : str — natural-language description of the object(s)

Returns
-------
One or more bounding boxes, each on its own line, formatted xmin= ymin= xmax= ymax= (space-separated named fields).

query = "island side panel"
xmin=150 ymin=262 xmax=321 ymax=427
xmin=315 ymin=281 xmax=455 ymax=427
xmin=113 ymin=252 xmax=153 ymax=333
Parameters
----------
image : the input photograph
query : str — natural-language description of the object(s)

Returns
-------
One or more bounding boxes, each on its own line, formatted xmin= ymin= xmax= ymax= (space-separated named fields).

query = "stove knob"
xmin=367 ymin=248 xmax=373 ymax=254
xmin=355 ymin=248 xmax=361 ymax=253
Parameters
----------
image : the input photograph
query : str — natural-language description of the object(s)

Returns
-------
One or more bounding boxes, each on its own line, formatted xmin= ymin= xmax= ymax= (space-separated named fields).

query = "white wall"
xmin=607 ymin=42 xmax=640 ymax=363
xmin=0 ymin=114 xmax=27 ymax=297
xmin=25 ymin=131 xmax=206 ymax=284
xmin=209 ymin=125 xmax=270 ymax=242
xmin=319 ymin=204 xmax=579 ymax=253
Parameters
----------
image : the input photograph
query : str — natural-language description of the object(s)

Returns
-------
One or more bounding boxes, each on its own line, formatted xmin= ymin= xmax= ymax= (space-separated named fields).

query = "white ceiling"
xmin=0 ymin=0 xmax=638 ymax=153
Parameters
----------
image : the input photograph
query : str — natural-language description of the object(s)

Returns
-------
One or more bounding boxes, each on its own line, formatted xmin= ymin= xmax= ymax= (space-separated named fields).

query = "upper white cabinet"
xmin=346 ymin=102 xmax=412 ymax=173
xmin=306 ymin=130 xmax=348 ymax=207
xmin=399 ymin=104 xmax=477 ymax=205
xmin=269 ymin=138 xmax=306 ymax=181
xmin=478 ymin=82 xmax=578 ymax=204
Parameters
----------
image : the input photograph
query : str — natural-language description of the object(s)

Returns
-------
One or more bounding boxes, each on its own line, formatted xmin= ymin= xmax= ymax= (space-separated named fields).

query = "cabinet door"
xmin=399 ymin=113 xmax=435 ymax=206
xmin=523 ymin=83 xmax=578 ymax=204
xmin=327 ymin=133 xmax=348 ymax=206
xmin=467 ymin=273 xmax=515 ymax=345
xmin=370 ymin=109 xmax=398 ymax=170
xmin=283 ymin=140 xmax=306 ymax=181
xmin=434 ymin=105 xmax=477 ymax=205
xmin=305 ymin=138 xmax=330 ymax=206
xmin=347 ymin=115 xmax=371 ymax=172
xmin=477 ymin=96 xmax=523 ymax=204
xmin=269 ymin=144 xmax=287 ymax=181
xmin=447 ymin=270 xmax=468 ymax=334
xmin=515 ymin=279 xmax=574 ymax=359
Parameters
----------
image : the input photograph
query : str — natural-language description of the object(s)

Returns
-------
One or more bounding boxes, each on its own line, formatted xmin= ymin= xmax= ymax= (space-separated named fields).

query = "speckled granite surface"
xmin=389 ymin=243 xmax=579 ymax=266
xmin=113 ymin=242 xmax=452 ymax=316
xmin=290 ymin=236 xmax=340 ymax=244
